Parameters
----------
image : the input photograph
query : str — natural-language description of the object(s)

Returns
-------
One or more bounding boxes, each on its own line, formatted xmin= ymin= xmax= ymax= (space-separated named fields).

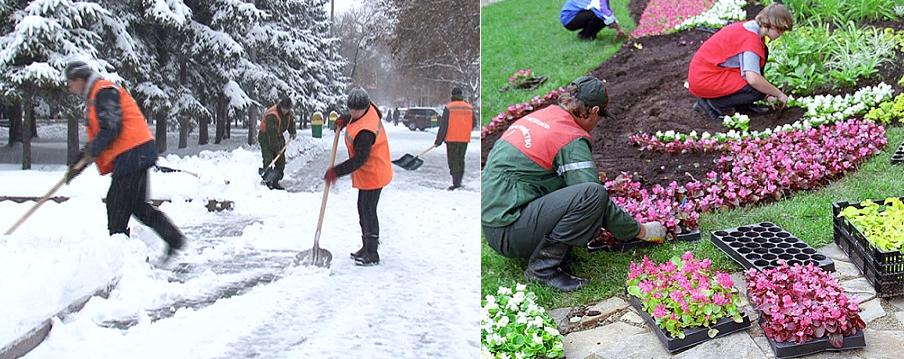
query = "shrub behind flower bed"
xmin=481 ymin=284 xmax=565 ymax=359
xmin=746 ymin=263 xmax=866 ymax=347
xmin=626 ymin=252 xmax=745 ymax=339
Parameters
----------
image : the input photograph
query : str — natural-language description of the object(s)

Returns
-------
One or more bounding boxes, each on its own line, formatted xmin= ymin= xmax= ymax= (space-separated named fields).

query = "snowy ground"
xmin=0 ymin=124 xmax=480 ymax=358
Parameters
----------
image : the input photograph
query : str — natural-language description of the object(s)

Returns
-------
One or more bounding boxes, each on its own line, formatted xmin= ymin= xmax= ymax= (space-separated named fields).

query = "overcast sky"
xmin=323 ymin=0 xmax=357 ymax=16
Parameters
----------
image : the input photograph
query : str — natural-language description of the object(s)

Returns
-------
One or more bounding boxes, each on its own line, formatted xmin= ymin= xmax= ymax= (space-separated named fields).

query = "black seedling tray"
xmin=710 ymin=222 xmax=834 ymax=272
xmin=627 ymin=295 xmax=751 ymax=353
xmin=762 ymin=316 xmax=865 ymax=359
xmin=834 ymin=224 xmax=904 ymax=297
xmin=892 ymin=141 xmax=903 ymax=164
xmin=833 ymin=198 xmax=904 ymax=273
xmin=587 ymin=229 xmax=701 ymax=252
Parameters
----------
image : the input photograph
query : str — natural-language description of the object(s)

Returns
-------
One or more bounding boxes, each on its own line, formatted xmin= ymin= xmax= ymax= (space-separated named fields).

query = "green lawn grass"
xmin=481 ymin=127 xmax=904 ymax=309
xmin=480 ymin=0 xmax=635 ymax=125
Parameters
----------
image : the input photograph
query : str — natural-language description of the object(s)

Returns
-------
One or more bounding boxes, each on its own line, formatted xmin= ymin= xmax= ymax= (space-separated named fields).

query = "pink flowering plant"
xmin=746 ymin=263 xmax=866 ymax=347
xmin=508 ymin=69 xmax=534 ymax=88
xmin=481 ymin=87 xmax=566 ymax=139
xmin=626 ymin=252 xmax=745 ymax=339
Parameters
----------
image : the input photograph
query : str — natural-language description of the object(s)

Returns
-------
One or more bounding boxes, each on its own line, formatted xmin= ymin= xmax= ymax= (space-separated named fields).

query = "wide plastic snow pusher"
xmin=295 ymin=128 xmax=340 ymax=268
xmin=392 ymin=144 xmax=436 ymax=171
xmin=259 ymin=142 xmax=290 ymax=183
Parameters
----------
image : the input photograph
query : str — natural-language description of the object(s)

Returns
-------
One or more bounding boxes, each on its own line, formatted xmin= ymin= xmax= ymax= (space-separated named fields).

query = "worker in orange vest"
xmin=323 ymin=88 xmax=392 ymax=266
xmin=259 ymin=98 xmax=296 ymax=190
xmin=63 ymin=60 xmax=186 ymax=260
xmin=434 ymin=87 xmax=475 ymax=190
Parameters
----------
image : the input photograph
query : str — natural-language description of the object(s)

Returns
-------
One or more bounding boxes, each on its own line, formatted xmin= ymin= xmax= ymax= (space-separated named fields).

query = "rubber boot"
xmin=350 ymin=236 xmax=366 ymax=259
xmin=447 ymin=172 xmax=463 ymax=191
xmin=524 ymin=237 xmax=588 ymax=292
xmin=269 ymin=180 xmax=285 ymax=190
xmin=355 ymin=234 xmax=380 ymax=266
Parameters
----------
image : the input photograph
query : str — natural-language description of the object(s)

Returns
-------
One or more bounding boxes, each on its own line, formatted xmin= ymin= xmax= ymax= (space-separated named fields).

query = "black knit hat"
xmin=279 ymin=97 xmax=292 ymax=109
xmin=347 ymin=88 xmax=370 ymax=110
xmin=65 ymin=60 xmax=94 ymax=80
xmin=451 ymin=87 xmax=463 ymax=97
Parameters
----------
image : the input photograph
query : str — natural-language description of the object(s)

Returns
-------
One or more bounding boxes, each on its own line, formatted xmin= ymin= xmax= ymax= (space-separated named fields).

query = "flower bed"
xmin=626 ymin=252 xmax=750 ymax=352
xmin=481 ymin=284 xmax=565 ymax=359
xmin=746 ymin=263 xmax=866 ymax=357
xmin=632 ymin=0 xmax=713 ymax=38
xmin=673 ymin=0 xmax=746 ymax=32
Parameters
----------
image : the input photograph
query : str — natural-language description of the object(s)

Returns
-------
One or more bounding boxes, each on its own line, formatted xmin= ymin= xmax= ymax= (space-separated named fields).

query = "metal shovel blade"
xmin=401 ymin=157 xmax=424 ymax=171
xmin=392 ymin=153 xmax=416 ymax=167
xmin=295 ymin=248 xmax=333 ymax=268
xmin=260 ymin=167 xmax=279 ymax=183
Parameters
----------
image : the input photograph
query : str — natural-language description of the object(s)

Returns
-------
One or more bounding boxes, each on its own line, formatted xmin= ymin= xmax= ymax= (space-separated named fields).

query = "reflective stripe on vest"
xmin=557 ymin=161 xmax=596 ymax=176
xmin=445 ymin=100 xmax=473 ymax=143
xmin=499 ymin=106 xmax=591 ymax=170
xmin=344 ymin=104 xmax=393 ymax=189
xmin=86 ymin=79 xmax=154 ymax=175
xmin=259 ymin=105 xmax=282 ymax=133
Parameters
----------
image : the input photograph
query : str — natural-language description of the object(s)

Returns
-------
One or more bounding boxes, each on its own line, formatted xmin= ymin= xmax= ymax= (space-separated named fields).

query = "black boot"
xmin=524 ymin=237 xmax=588 ymax=292
xmin=447 ymin=172 xmax=463 ymax=191
xmin=269 ymin=180 xmax=285 ymax=190
xmin=350 ymin=236 xmax=365 ymax=259
xmin=736 ymin=104 xmax=771 ymax=115
xmin=693 ymin=99 xmax=723 ymax=121
xmin=355 ymin=234 xmax=380 ymax=266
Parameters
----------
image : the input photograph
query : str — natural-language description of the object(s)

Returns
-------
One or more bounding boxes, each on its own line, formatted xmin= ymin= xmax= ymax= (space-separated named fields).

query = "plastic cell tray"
xmin=710 ymin=222 xmax=834 ymax=272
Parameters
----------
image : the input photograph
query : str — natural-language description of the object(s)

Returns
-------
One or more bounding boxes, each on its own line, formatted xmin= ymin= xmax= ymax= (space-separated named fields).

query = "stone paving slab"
xmin=841 ymin=278 xmax=878 ymax=303
xmin=588 ymin=331 xmax=670 ymax=359
xmin=563 ymin=322 xmax=646 ymax=359
xmin=672 ymin=331 xmax=765 ymax=359
xmin=820 ymin=243 xmax=849 ymax=262
xmin=832 ymin=259 xmax=862 ymax=280
xmin=579 ymin=297 xmax=627 ymax=326
xmin=860 ymin=299 xmax=886 ymax=323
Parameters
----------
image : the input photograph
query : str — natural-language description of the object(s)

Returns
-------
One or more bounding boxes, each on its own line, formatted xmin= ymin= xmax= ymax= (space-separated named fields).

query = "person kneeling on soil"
xmin=481 ymin=76 xmax=666 ymax=292
xmin=323 ymin=88 xmax=392 ymax=266
xmin=688 ymin=3 xmax=793 ymax=121
xmin=560 ymin=0 xmax=627 ymax=41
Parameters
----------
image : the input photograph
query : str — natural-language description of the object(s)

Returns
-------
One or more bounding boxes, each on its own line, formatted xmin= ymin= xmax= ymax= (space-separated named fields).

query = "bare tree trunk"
xmin=179 ymin=121 xmax=189 ymax=149
xmin=215 ymin=95 xmax=225 ymax=144
xmin=67 ymin=113 xmax=79 ymax=165
xmin=28 ymin=105 xmax=37 ymax=138
xmin=22 ymin=98 xmax=33 ymax=170
xmin=247 ymin=105 xmax=257 ymax=146
xmin=156 ymin=112 xmax=167 ymax=153
xmin=225 ymin=110 xmax=231 ymax=139
xmin=8 ymin=102 xmax=22 ymax=146
xmin=199 ymin=111 xmax=209 ymax=145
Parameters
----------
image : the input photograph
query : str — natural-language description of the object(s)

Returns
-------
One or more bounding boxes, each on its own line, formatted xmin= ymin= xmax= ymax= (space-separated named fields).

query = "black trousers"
xmin=564 ymin=10 xmax=607 ymax=39
xmin=358 ymin=188 xmax=382 ymax=237
xmin=107 ymin=169 xmax=183 ymax=248
xmin=707 ymin=84 xmax=766 ymax=112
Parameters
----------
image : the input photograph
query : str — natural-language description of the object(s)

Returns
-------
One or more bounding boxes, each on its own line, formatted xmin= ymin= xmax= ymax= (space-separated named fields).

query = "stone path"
xmin=556 ymin=243 xmax=904 ymax=358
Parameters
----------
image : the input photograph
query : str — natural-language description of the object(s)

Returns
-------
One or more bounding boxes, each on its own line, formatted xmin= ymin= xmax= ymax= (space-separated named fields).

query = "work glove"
xmin=65 ymin=146 xmax=94 ymax=184
xmin=638 ymin=222 xmax=667 ymax=244
xmin=290 ymin=133 xmax=297 ymax=140
xmin=335 ymin=114 xmax=350 ymax=131
xmin=323 ymin=167 xmax=338 ymax=187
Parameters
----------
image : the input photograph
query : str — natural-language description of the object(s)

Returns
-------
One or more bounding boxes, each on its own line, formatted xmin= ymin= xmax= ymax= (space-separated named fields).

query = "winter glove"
xmin=638 ymin=222 xmax=666 ymax=244
xmin=335 ymin=114 xmax=350 ymax=131
xmin=323 ymin=167 xmax=338 ymax=187
xmin=65 ymin=147 xmax=94 ymax=184
xmin=290 ymin=133 xmax=297 ymax=140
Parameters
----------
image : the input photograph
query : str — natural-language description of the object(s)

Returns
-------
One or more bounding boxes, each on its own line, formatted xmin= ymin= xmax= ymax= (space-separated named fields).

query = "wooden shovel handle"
xmin=266 ymin=142 xmax=291 ymax=169
xmin=5 ymin=158 xmax=89 ymax=235
xmin=418 ymin=145 xmax=437 ymax=157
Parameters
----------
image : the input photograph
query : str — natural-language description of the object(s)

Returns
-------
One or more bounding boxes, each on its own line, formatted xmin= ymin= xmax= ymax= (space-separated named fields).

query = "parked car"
xmin=402 ymin=107 xmax=438 ymax=131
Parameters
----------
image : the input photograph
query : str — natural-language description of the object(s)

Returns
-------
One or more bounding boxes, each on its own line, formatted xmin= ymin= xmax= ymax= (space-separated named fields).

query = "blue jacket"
xmin=560 ymin=0 xmax=617 ymax=26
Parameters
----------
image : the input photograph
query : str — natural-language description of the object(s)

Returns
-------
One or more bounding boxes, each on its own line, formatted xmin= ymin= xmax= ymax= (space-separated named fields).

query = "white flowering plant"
xmin=481 ymin=284 xmax=565 ymax=359
xmin=674 ymin=0 xmax=746 ymax=31
xmin=722 ymin=113 xmax=750 ymax=131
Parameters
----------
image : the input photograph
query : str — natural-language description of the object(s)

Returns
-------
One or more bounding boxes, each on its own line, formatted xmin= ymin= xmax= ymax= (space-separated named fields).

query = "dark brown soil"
xmin=629 ymin=0 xmax=650 ymax=24
xmin=480 ymin=1 xmax=904 ymax=187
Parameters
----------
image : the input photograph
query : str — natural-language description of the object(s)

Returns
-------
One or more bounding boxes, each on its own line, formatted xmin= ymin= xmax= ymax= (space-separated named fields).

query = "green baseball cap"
xmin=571 ymin=76 xmax=611 ymax=116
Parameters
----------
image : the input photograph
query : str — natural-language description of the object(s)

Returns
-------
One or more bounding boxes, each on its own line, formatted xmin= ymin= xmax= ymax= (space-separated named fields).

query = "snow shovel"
xmin=5 ymin=158 xmax=89 ymax=235
xmin=156 ymin=165 xmax=230 ymax=185
xmin=294 ymin=129 xmax=339 ymax=268
xmin=392 ymin=145 xmax=436 ymax=171
xmin=259 ymin=142 xmax=290 ymax=184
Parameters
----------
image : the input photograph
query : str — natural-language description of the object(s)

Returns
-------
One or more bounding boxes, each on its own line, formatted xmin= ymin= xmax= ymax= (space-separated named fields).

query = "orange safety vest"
xmin=259 ymin=105 xmax=283 ymax=133
xmin=344 ymin=104 xmax=393 ymax=189
xmin=445 ymin=100 xmax=473 ymax=143
xmin=499 ymin=106 xmax=590 ymax=170
xmin=86 ymin=79 xmax=154 ymax=175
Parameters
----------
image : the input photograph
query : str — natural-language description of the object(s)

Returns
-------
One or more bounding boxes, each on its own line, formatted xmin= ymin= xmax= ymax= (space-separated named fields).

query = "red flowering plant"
xmin=746 ymin=263 xmax=866 ymax=347
xmin=626 ymin=252 xmax=745 ymax=339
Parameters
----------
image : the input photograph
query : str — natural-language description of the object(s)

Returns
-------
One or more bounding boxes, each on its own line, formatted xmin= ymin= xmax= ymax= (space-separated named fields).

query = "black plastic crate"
xmin=892 ymin=141 xmax=903 ymax=165
xmin=834 ymin=224 xmax=904 ymax=297
xmin=833 ymin=198 xmax=904 ymax=273
xmin=763 ymin=321 xmax=865 ymax=359
xmin=587 ymin=229 xmax=701 ymax=252
xmin=710 ymin=222 xmax=834 ymax=272
xmin=627 ymin=295 xmax=752 ymax=353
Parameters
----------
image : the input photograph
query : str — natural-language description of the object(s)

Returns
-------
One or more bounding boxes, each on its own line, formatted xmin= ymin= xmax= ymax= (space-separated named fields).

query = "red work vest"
xmin=445 ymin=100 xmax=473 ymax=143
xmin=86 ymin=79 xmax=154 ymax=175
xmin=688 ymin=22 xmax=767 ymax=99
xmin=345 ymin=104 xmax=393 ymax=189
xmin=499 ymin=106 xmax=591 ymax=170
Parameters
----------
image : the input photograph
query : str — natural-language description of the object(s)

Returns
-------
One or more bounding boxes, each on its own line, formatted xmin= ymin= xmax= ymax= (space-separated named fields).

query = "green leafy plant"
xmin=626 ymin=252 xmax=745 ymax=339
xmin=826 ymin=23 xmax=897 ymax=87
xmin=839 ymin=198 xmax=904 ymax=252
xmin=865 ymin=94 xmax=904 ymax=125
xmin=722 ymin=113 xmax=750 ymax=131
xmin=481 ymin=284 xmax=565 ymax=359
xmin=782 ymin=0 xmax=900 ymax=24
